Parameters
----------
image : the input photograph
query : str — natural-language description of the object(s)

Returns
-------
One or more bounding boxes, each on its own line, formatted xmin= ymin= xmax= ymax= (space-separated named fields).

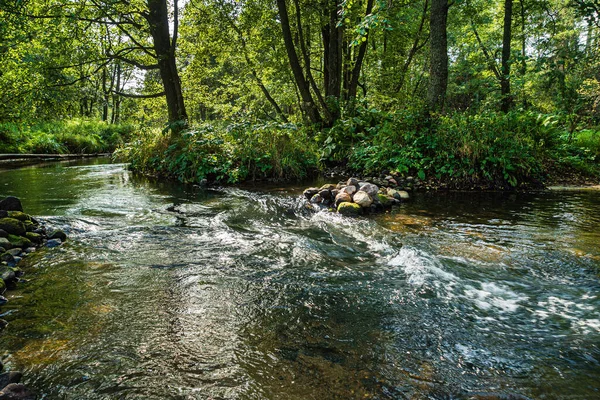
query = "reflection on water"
xmin=0 ymin=161 xmax=599 ymax=399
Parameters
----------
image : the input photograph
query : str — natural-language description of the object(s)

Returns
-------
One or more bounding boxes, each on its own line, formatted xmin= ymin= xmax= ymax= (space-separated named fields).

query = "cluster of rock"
xmin=303 ymin=177 xmax=410 ymax=216
xmin=0 ymin=196 xmax=67 ymax=400
xmin=0 ymin=364 xmax=35 ymax=400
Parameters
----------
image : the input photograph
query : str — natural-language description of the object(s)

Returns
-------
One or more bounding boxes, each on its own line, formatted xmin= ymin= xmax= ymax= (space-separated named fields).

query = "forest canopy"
xmin=1 ymin=0 xmax=599 ymax=187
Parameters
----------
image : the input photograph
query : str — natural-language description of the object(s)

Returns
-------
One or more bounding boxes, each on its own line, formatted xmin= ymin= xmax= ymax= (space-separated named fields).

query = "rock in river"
xmin=48 ymin=230 xmax=67 ymax=242
xmin=337 ymin=202 xmax=361 ymax=216
xmin=0 ymin=197 xmax=23 ymax=212
xmin=0 ymin=383 xmax=36 ymax=400
xmin=353 ymin=191 xmax=373 ymax=208
xmin=0 ymin=219 xmax=25 ymax=236
xmin=46 ymin=238 xmax=62 ymax=248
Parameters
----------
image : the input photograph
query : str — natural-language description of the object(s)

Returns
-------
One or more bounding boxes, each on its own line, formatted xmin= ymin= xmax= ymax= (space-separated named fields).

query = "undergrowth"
xmin=116 ymin=121 xmax=319 ymax=184
xmin=0 ymin=120 xmax=134 ymax=154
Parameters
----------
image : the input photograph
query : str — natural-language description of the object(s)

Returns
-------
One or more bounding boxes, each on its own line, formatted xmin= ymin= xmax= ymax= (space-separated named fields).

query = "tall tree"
xmin=427 ymin=0 xmax=449 ymax=112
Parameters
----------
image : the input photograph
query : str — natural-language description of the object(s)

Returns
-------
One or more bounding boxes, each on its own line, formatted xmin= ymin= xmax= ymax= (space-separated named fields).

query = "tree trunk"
xmin=501 ymin=0 xmax=513 ymax=113
xmin=348 ymin=0 xmax=374 ymax=99
xmin=427 ymin=0 xmax=449 ymax=113
xmin=276 ymin=0 xmax=321 ymax=124
xmin=146 ymin=0 xmax=188 ymax=126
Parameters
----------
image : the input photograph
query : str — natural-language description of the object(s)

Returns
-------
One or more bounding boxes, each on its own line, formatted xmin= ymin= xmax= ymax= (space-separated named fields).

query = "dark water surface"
xmin=0 ymin=160 xmax=598 ymax=399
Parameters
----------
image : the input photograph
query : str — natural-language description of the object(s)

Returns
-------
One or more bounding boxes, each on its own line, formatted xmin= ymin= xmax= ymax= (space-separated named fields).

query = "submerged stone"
xmin=48 ymin=230 xmax=67 ymax=241
xmin=46 ymin=238 xmax=62 ymax=248
xmin=303 ymin=187 xmax=320 ymax=200
xmin=0 ymin=383 xmax=36 ymax=400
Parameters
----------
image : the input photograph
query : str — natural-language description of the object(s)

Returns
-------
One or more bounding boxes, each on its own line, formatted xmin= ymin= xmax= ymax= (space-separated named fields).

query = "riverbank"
xmin=0 ymin=196 xmax=67 ymax=400
xmin=117 ymin=111 xmax=600 ymax=191
xmin=0 ymin=120 xmax=134 ymax=155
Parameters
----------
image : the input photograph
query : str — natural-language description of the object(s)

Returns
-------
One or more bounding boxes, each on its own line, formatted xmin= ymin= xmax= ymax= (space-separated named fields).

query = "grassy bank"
xmin=118 ymin=110 xmax=600 ymax=189
xmin=0 ymin=120 xmax=135 ymax=154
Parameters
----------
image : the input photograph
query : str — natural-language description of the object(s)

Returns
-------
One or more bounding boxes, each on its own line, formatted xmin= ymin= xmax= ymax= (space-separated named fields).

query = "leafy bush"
xmin=117 ymin=121 xmax=319 ymax=184
xmin=345 ymin=109 xmax=595 ymax=188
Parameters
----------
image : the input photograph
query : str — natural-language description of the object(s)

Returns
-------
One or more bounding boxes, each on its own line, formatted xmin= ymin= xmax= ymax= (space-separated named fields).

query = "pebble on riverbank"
xmin=0 ymin=196 xmax=67 ymax=400
xmin=303 ymin=177 xmax=410 ymax=215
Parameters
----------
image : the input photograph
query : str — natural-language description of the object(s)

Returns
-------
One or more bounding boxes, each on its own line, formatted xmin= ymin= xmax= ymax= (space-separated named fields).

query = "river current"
xmin=0 ymin=159 xmax=598 ymax=399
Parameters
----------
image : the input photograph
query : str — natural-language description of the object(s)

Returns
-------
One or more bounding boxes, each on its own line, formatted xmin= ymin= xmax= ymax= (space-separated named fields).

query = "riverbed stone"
xmin=6 ymin=249 xmax=21 ymax=257
xmin=6 ymin=212 xmax=29 ymax=222
xmin=46 ymin=239 xmax=62 ymax=248
xmin=49 ymin=230 xmax=67 ymax=241
xmin=0 ymin=253 xmax=14 ymax=265
xmin=310 ymin=194 xmax=323 ymax=204
xmin=0 ymin=296 xmax=6 ymax=305
xmin=0 ymin=267 xmax=16 ymax=283
xmin=7 ymin=236 xmax=32 ymax=250
xmin=0 ymin=383 xmax=36 ymax=400
xmin=24 ymin=248 xmax=35 ymax=254
xmin=24 ymin=232 xmax=42 ymax=244
xmin=0 ymin=219 xmax=25 ymax=236
xmin=337 ymin=202 xmax=361 ymax=216
xmin=318 ymin=189 xmax=332 ymax=200
xmin=377 ymin=193 xmax=393 ymax=206
xmin=0 ymin=280 xmax=5 ymax=294
xmin=0 ymin=230 xmax=7 ymax=238
xmin=23 ymin=221 xmax=34 ymax=232
xmin=319 ymin=183 xmax=337 ymax=191
xmin=358 ymin=182 xmax=379 ymax=197
xmin=334 ymin=192 xmax=352 ymax=207
xmin=340 ymin=185 xmax=357 ymax=196
xmin=353 ymin=191 xmax=373 ymax=208
xmin=346 ymin=177 xmax=360 ymax=189
xmin=0 ymin=197 xmax=23 ymax=212
xmin=0 ymin=372 xmax=22 ymax=389
xmin=0 ymin=320 xmax=7 ymax=330
xmin=303 ymin=187 xmax=320 ymax=200
xmin=0 ymin=239 xmax=10 ymax=250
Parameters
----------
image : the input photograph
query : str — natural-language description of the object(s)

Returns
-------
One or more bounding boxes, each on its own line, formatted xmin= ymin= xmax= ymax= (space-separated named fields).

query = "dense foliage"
xmin=0 ymin=120 xmax=134 ymax=154
xmin=1 ymin=0 xmax=599 ymax=187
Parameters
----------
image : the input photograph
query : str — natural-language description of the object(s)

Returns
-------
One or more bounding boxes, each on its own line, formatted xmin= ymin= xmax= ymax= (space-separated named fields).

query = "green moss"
xmin=7 ymin=211 xmax=30 ymax=222
xmin=377 ymin=194 xmax=392 ymax=206
xmin=337 ymin=202 xmax=361 ymax=216
xmin=7 ymin=234 xmax=32 ymax=249
xmin=25 ymin=232 xmax=42 ymax=244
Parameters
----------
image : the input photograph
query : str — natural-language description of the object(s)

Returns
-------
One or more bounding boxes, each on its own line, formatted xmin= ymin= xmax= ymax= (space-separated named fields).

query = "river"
xmin=0 ymin=159 xmax=598 ymax=399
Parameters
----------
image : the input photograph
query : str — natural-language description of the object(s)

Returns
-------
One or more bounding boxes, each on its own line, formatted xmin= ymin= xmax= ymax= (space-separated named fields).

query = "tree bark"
xmin=427 ymin=0 xmax=449 ymax=113
xmin=276 ymin=0 xmax=322 ymax=124
xmin=501 ymin=0 xmax=513 ymax=112
xmin=146 ymin=0 xmax=188 ymax=126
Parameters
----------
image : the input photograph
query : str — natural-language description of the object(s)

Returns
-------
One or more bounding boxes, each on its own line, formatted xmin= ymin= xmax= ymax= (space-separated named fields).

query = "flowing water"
xmin=0 ymin=159 xmax=598 ymax=399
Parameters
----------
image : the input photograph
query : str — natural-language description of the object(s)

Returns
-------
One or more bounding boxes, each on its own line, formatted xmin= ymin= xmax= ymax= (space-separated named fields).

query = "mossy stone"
xmin=7 ymin=235 xmax=32 ymax=249
xmin=337 ymin=202 xmax=361 ymax=216
xmin=0 ymin=279 xmax=5 ymax=294
xmin=0 ymin=238 xmax=10 ymax=250
xmin=24 ymin=220 xmax=35 ymax=232
xmin=377 ymin=193 xmax=392 ymax=206
xmin=25 ymin=232 xmax=42 ymax=244
xmin=7 ymin=211 xmax=30 ymax=222
xmin=0 ymin=218 xmax=26 ymax=236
